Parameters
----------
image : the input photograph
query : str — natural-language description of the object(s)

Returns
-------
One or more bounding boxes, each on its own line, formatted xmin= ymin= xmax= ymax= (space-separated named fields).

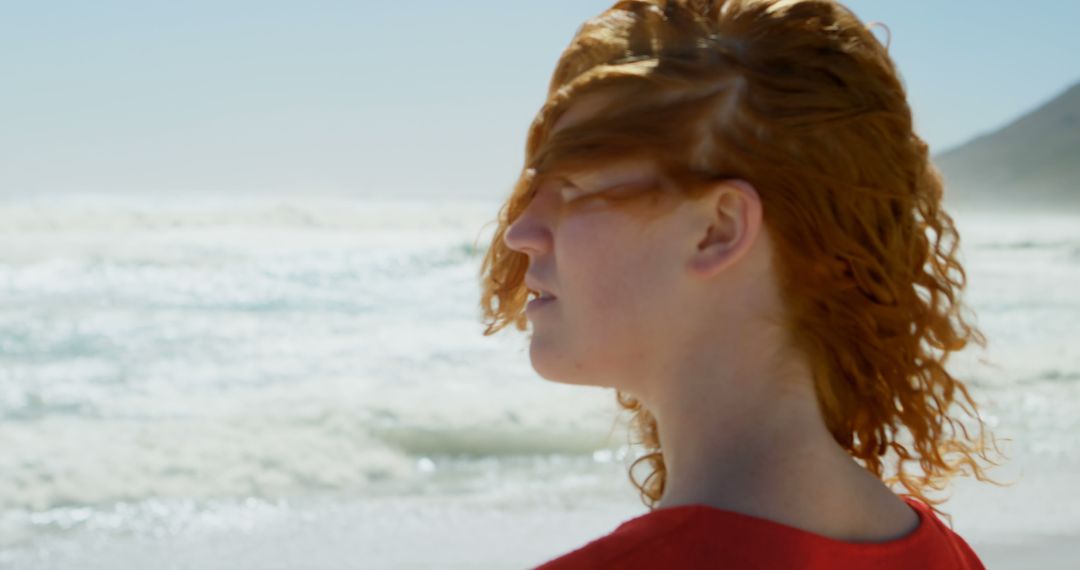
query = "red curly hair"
xmin=478 ymin=0 xmax=1005 ymax=524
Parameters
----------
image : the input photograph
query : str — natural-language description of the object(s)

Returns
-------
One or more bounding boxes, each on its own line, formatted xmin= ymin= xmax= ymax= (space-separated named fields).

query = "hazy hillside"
xmin=934 ymin=80 xmax=1080 ymax=213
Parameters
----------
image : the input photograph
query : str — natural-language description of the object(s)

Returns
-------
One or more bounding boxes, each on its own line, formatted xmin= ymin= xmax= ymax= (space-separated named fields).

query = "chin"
xmin=528 ymin=343 xmax=575 ymax=383
xmin=537 ymin=374 xmax=602 ymax=389
xmin=530 ymin=351 xmax=615 ymax=389
xmin=528 ymin=350 xmax=566 ymax=382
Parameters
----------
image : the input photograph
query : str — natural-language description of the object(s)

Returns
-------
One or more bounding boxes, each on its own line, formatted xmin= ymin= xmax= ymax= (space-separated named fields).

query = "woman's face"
xmin=502 ymin=96 xmax=705 ymax=391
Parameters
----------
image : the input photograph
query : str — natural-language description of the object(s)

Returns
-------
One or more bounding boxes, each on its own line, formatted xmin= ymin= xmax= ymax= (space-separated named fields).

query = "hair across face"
xmin=479 ymin=0 xmax=1003 ymax=518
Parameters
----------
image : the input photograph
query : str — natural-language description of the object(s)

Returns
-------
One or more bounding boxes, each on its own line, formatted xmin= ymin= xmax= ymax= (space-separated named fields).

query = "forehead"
xmin=543 ymin=92 xmax=661 ymax=187
xmin=549 ymin=91 xmax=616 ymax=138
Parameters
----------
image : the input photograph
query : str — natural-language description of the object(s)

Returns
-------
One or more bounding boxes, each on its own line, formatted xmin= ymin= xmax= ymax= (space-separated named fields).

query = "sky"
xmin=2 ymin=0 xmax=1078 ymax=200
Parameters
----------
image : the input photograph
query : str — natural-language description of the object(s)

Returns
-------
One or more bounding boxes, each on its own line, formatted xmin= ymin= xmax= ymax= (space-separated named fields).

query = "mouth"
xmin=527 ymin=287 xmax=557 ymax=301
xmin=526 ymin=290 xmax=557 ymax=312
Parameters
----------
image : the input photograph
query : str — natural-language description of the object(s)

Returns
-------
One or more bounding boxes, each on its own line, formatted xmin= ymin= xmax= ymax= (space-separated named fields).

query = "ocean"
xmin=1 ymin=193 xmax=1077 ymax=569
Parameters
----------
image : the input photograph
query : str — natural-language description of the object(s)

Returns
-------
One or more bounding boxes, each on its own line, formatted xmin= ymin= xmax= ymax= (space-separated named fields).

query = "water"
xmin=0 ymin=194 xmax=1078 ymax=568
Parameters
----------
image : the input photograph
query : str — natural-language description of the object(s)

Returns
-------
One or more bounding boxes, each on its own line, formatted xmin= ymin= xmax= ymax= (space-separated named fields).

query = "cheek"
xmin=557 ymin=217 xmax=669 ymax=327
xmin=557 ymin=218 xmax=620 ymax=302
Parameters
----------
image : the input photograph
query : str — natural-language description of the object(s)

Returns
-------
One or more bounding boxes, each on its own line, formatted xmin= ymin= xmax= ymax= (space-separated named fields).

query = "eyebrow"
xmin=530 ymin=155 xmax=659 ymax=198
xmin=530 ymin=172 xmax=577 ymax=196
xmin=542 ymin=165 xmax=626 ymax=188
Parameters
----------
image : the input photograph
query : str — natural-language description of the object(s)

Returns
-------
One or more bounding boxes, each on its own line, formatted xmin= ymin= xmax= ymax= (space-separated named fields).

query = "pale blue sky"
xmin=2 ymin=1 xmax=1077 ymax=199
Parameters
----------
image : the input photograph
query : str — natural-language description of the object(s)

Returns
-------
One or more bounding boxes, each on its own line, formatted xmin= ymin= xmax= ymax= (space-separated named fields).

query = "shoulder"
xmin=532 ymin=497 xmax=986 ymax=570
xmin=901 ymin=497 xmax=987 ymax=570
xmin=532 ymin=504 xmax=832 ymax=569
xmin=532 ymin=507 xmax=705 ymax=569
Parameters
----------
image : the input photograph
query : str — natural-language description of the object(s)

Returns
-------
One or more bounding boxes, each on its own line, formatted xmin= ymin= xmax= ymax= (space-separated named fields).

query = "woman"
xmin=479 ymin=0 xmax=1003 ymax=568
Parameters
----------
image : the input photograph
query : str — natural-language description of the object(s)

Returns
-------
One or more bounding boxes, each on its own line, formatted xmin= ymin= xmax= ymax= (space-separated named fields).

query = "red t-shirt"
xmin=533 ymin=496 xmax=985 ymax=569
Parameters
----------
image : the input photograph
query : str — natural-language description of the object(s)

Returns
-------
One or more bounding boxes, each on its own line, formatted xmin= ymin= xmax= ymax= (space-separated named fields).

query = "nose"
xmin=502 ymin=200 xmax=553 ymax=256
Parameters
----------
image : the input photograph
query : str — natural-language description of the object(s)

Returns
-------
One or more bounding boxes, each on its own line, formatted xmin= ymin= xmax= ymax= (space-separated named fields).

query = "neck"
xmin=642 ymin=349 xmax=869 ymax=518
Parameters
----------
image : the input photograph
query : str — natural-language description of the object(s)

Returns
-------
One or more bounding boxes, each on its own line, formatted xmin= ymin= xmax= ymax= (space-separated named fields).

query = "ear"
xmin=688 ymin=179 xmax=762 ymax=279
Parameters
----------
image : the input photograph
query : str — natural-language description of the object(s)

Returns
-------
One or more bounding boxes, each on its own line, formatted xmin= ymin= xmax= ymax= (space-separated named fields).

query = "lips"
xmin=526 ymin=294 xmax=557 ymax=313
xmin=524 ymin=276 xmax=557 ymax=301
xmin=528 ymin=288 xmax=555 ymax=301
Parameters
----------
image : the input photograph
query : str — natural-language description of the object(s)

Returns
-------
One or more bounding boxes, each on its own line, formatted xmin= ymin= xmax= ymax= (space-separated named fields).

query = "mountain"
xmin=933 ymin=80 xmax=1080 ymax=213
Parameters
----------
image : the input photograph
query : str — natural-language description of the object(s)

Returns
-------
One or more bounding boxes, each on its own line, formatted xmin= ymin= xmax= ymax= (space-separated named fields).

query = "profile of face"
xmin=503 ymin=93 xmax=771 ymax=398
